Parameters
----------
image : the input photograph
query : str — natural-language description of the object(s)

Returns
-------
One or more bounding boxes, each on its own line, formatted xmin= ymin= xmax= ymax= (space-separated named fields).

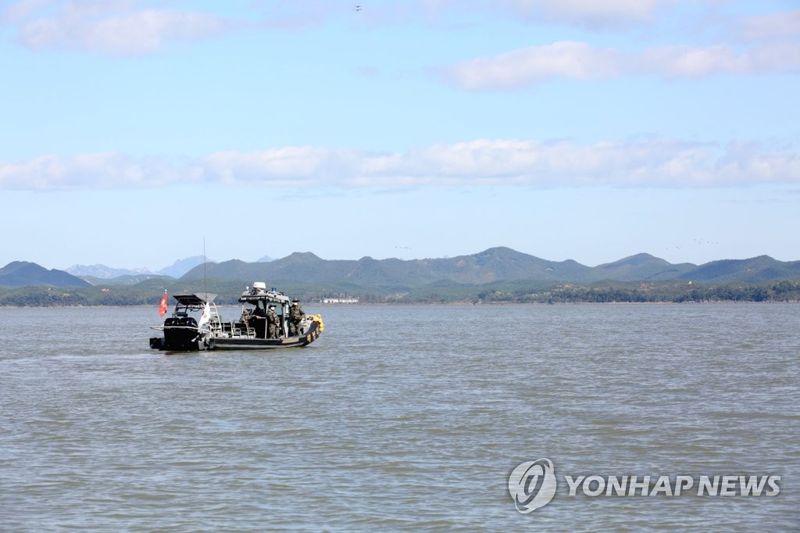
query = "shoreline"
xmin=2 ymin=300 xmax=799 ymax=309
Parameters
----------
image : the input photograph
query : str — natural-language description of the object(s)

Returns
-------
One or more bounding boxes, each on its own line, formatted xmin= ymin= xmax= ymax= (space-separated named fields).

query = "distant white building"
xmin=321 ymin=297 xmax=359 ymax=304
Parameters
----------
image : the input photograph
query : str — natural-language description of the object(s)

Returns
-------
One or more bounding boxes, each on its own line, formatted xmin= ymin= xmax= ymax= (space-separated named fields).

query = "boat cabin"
xmin=160 ymin=292 xmax=221 ymax=349
xmin=234 ymin=282 xmax=291 ymax=339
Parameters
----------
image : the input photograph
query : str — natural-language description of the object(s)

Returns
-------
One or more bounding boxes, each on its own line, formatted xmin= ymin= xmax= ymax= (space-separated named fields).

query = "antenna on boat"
xmin=203 ymin=236 xmax=207 ymax=297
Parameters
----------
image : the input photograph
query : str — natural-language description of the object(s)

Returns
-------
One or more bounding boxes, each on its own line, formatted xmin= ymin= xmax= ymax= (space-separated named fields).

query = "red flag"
xmin=158 ymin=290 xmax=168 ymax=317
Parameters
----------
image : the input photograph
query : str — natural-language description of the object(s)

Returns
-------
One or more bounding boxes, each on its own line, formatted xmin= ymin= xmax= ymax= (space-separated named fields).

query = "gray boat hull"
xmin=150 ymin=318 xmax=322 ymax=352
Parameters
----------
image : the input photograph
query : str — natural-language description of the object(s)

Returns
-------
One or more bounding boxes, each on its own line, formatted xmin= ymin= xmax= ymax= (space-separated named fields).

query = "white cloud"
xmin=0 ymin=153 xmax=193 ymax=189
xmin=449 ymin=41 xmax=621 ymax=89
xmin=2 ymin=139 xmax=798 ymax=190
xmin=448 ymin=41 xmax=800 ymax=89
xmin=740 ymin=10 xmax=800 ymax=41
xmin=253 ymin=0 xmax=671 ymax=30
xmin=501 ymin=0 xmax=668 ymax=29
xmin=4 ymin=0 xmax=229 ymax=55
xmin=1 ymin=0 xmax=50 ymax=23
xmin=203 ymin=147 xmax=353 ymax=186
xmin=639 ymin=44 xmax=800 ymax=77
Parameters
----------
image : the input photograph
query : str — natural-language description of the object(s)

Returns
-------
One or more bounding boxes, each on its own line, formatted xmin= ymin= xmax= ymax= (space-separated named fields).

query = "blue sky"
xmin=0 ymin=0 xmax=798 ymax=270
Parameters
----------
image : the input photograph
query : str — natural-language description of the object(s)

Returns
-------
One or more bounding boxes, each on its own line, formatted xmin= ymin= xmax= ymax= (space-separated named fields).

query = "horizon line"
xmin=4 ymin=247 xmax=797 ymax=275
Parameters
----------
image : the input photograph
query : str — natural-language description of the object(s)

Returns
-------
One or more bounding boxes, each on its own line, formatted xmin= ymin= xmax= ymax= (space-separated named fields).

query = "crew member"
xmin=244 ymin=301 xmax=266 ymax=338
xmin=266 ymin=304 xmax=280 ymax=339
xmin=289 ymin=299 xmax=305 ymax=335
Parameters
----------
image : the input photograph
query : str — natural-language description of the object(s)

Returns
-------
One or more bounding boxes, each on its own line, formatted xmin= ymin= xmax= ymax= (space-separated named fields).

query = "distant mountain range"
xmin=0 ymin=261 xmax=91 ymax=288
xmin=66 ymin=255 xmax=272 ymax=281
xmin=5 ymin=247 xmax=800 ymax=289
xmin=155 ymin=256 xmax=208 ymax=278
xmin=65 ymin=264 xmax=152 ymax=279
xmin=181 ymin=247 xmax=800 ymax=287
xmin=67 ymin=255 xmax=209 ymax=281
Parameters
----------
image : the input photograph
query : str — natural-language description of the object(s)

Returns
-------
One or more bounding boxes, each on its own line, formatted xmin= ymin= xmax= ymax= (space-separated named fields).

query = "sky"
xmin=0 ymin=0 xmax=798 ymax=270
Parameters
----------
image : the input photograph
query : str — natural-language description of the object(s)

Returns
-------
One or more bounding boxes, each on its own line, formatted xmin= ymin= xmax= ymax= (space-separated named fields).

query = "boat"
xmin=149 ymin=282 xmax=324 ymax=351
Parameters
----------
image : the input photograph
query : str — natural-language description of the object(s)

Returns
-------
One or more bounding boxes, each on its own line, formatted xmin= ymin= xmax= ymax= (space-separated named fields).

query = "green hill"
xmin=182 ymin=247 xmax=596 ymax=287
xmin=593 ymin=253 xmax=696 ymax=281
xmin=678 ymin=256 xmax=800 ymax=284
xmin=0 ymin=261 xmax=91 ymax=288
xmin=180 ymin=247 xmax=800 ymax=288
xmin=3 ymin=249 xmax=800 ymax=306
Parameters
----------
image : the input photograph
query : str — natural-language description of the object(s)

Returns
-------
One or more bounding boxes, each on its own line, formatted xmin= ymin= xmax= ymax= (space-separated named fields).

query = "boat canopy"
xmin=173 ymin=293 xmax=217 ymax=306
xmin=238 ymin=292 xmax=290 ymax=304
xmin=238 ymin=283 xmax=290 ymax=304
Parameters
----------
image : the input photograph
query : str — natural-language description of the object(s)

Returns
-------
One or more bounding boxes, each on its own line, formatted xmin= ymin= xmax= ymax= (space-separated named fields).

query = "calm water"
xmin=0 ymin=303 xmax=798 ymax=531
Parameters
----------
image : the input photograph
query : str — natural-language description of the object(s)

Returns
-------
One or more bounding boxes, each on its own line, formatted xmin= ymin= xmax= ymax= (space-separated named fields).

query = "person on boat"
xmin=289 ymin=299 xmax=305 ymax=336
xmin=252 ymin=300 xmax=266 ymax=318
xmin=266 ymin=305 xmax=280 ymax=339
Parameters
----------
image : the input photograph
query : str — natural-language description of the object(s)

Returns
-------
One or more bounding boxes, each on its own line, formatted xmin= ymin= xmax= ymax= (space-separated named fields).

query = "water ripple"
xmin=0 ymin=303 xmax=798 ymax=530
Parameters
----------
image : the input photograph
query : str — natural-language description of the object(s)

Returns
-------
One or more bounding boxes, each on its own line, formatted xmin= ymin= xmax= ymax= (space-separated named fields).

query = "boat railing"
xmin=217 ymin=321 xmax=256 ymax=339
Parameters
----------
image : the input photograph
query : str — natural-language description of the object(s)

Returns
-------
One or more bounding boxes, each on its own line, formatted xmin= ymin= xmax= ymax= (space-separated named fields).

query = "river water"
xmin=0 ymin=303 xmax=798 ymax=530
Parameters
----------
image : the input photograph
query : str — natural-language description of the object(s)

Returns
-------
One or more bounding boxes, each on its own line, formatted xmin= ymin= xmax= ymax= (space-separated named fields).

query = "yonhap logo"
xmin=508 ymin=458 xmax=557 ymax=513
xmin=508 ymin=458 xmax=781 ymax=514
